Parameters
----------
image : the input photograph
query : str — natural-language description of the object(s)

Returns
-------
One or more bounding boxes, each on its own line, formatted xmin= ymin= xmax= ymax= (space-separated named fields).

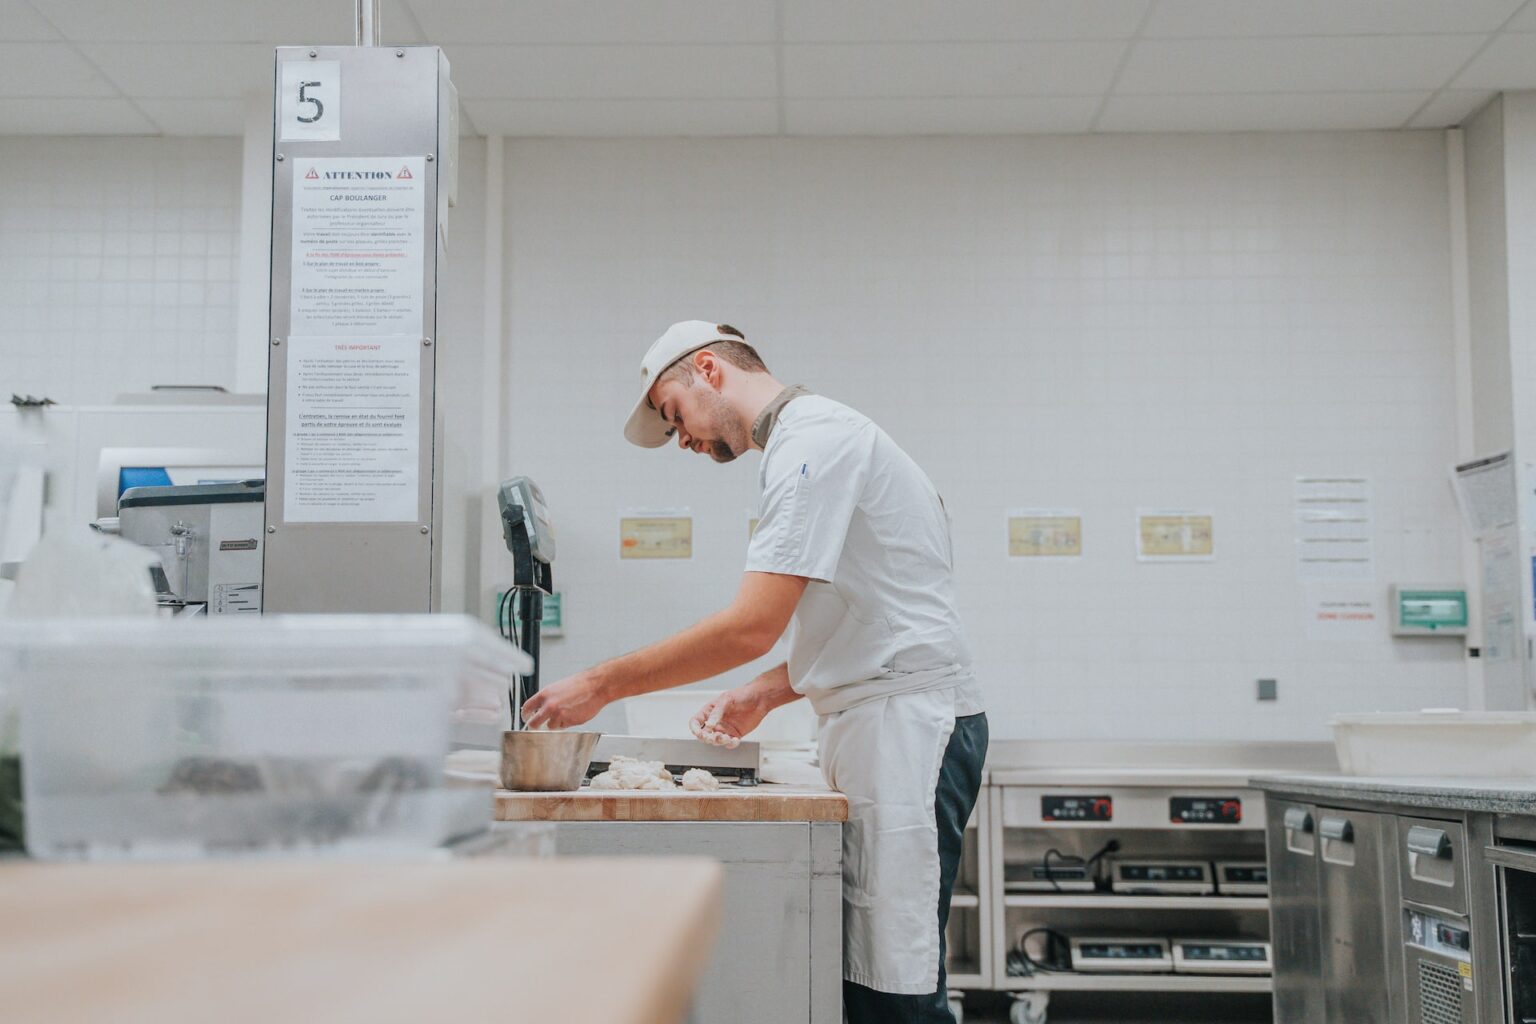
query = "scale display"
xmin=1042 ymin=795 xmax=1112 ymax=822
xmin=1170 ymin=796 xmax=1242 ymax=825
xmin=1070 ymin=936 xmax=1173 ymax=973
xmin=1215 ymin=860 xmax=1269 ymax=896
xmin=1004 ymin=863 xmax=1095 ymax=892
xmin=1172 ymin=939 xmax=1273 ymax=975
xmin=1111 ymin=860 xmax=1215 ymax=895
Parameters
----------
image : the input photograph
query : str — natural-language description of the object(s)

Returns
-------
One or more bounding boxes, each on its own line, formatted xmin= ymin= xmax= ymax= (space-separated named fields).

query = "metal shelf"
xmin=1003 ymin=894 xmax=1268 ymax=911
xmin=1000 ymin=973 xmax=1272 ymax=993
xmin=951 ymin=890 xmax=980 ymax=909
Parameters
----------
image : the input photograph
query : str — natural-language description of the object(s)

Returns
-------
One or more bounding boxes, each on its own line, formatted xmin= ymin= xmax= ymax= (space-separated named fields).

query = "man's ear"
xmin=695 ymin=350 xmax=723 ymax=389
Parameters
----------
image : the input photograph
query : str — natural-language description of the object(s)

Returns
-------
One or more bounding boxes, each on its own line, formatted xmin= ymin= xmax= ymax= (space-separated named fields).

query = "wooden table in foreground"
xmin=0 ymin=858 xmax=722 ymax=1024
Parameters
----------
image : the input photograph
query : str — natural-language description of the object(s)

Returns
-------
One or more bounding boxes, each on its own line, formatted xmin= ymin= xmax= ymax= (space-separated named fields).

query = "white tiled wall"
xmin=501 ymin=133 xmax=1468 ymax=741
xmin=0 ymin=137 xmax=242 ymax=404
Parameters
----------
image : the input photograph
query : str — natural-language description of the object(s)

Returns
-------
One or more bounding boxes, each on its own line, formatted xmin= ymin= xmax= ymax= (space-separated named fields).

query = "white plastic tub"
xmin=1331 ymin=710 xmax=1536 ymax=777
xmin=1 ymin=614 xmax=528 ymax=860
xmin=623 ymin=689 xmax=817 ymax=748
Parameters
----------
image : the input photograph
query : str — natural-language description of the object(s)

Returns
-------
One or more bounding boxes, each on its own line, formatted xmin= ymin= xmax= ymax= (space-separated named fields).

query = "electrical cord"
xmin=1008 ymin=927 xmax=1072 ymax=976
xmin=1035 ymin=838 xmax=1120 ymax=891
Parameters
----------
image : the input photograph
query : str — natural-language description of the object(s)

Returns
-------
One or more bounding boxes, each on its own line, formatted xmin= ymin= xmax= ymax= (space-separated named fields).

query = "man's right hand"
xmin=690 ymin=687 xmax=769 ymax=749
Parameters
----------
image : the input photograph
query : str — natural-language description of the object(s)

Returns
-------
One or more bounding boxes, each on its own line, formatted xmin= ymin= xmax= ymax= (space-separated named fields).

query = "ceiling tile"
xmin=1097 ymin=92 xmax=1430 ymax=132
xmin=77 ymin=42 xmax=274 ymax=99
xmin=781 ymin=0 xmax=1150 ymax=42
xmin=1511 ymin=3 xmax=1536 ymax=31
xmin=783 ymin=41 xmax=1125 ymax=98
xmin=0 ymin=97 xmax=156 ymax=133
xmin=0 ymin=42 xmax=116 ymax=96
xmin=137 ymin=98 xmax=249 ymax=135
xmin=29 ymin=0 xmax=354 ymax=43
xmin=784 ymin=96 xmax=1100 ymax=134
xmin=1145 ymin=0 xmax=1525 ymax=37
xmin=445 ymin=43 xmax=776 ymax=99
xmin=1407 ymin=90 xmax=1496 ymax=128
xmin=406 ymin=0 xmax=776 ymax=44
xmin=461 ymin=97 xmax=777 ymax=135
xmin=0 ymin=1 xmax=59 ymax=40
xmin=1452 ymin=32 xmax=1536 ymax=89
xmin=1118 ymin=36 xmax=1485 ymax=93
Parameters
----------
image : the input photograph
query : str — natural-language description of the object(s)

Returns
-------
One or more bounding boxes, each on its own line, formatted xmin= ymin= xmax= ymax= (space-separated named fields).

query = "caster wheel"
xmin=1009 ymin=991 xmax=1050 ymax=1024
xmin=947 ymin=992 xmax=964 ymax=1023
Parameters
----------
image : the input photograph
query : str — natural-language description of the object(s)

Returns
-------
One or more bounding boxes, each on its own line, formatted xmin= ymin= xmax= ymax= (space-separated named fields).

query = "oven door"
xmin=1485 ymin=842 xmax=1536 ymax=1024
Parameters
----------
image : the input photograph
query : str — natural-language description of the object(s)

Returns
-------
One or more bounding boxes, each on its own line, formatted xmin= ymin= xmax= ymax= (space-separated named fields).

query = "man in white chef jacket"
xmin=522 ymin=320 xmax=989 ymax=1023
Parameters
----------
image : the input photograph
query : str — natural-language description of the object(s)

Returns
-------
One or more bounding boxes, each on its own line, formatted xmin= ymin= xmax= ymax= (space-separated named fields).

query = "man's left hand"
xmin=520 ymin=670 xmax=607 ymax=730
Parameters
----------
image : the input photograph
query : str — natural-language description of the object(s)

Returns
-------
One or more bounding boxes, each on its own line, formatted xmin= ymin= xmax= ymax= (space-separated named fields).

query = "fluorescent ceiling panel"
xmin=1451 ymin=33 xmax=1536 ymax=90
xmin=1098 ymin=92 xmax=1430 ymax=132
xmin=462 ymin=97 xmax=778 ymax=136
xmin=781 ymin=0 xmax=1151 ymax=42
xmin=406 ymin=0 xmax=776 ymax=44
xmin=137 ymin=98 xmax=250 ymax=136
xmin=1118 ymin=35 xmax=1485 ymax=94
xmin=444 ymin=43 xmax=777 ymax=99
xmin=783 ymin=41 xmax=1125 ymax=97
xmin=0 ymin=0 xmax=59 ymax=41
xmin=1145 ymin=0 xmax=1526 ymax=37
xmin=77 ymin=43 xmax=274 ymax=99
xmin=0 ymin=97 xmax=156 ymax=133
xmin=0 ymin=41 xmax=116 ymax=96
xmin=784 ymin=96 xmax=1100 ymax=134
xmin=1407 ymin=90 xmax=1496 ymax=128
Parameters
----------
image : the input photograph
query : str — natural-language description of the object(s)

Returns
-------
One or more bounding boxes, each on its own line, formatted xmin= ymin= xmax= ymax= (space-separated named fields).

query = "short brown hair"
xmin=656 ymin=324 xmax=768 ymax=385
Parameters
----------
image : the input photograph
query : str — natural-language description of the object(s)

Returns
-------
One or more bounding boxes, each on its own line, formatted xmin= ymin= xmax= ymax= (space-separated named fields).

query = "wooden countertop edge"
xmin=495 ymin=788 xmax=850 ymax=823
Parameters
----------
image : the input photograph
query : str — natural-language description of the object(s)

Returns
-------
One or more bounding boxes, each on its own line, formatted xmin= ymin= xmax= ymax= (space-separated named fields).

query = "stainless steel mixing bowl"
xmin=499 ymin=730 xmax=601 ymax=792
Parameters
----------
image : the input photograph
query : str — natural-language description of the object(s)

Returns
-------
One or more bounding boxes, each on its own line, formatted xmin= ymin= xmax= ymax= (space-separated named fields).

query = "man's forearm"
xmin=591 ymin=607 xmax=772 ymax=702
xmin=743 ymin=663 xmax=800 ymax=711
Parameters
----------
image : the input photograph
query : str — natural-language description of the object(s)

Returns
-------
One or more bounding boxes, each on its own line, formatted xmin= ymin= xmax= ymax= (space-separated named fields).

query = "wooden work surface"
xmin=0 ymin=858 xmax=722 ymax=1024
xmin=496 ymin=782 xmax=849 ymax=823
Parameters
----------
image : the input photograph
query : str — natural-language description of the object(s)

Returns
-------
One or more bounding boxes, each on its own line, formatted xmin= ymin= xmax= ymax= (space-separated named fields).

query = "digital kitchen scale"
xmin=1111 ymin=859 xmax=1215 ymax=896
xmin=1214 ymin=860 xmax=1269 ymax=896
xmin=1172 ymin=939 xmax=1273 ymax=975
xmin=1004 ymin=862 xmax=1096 ymax=893
xmin=1069 ymin=937 xmax=1173 ymax=973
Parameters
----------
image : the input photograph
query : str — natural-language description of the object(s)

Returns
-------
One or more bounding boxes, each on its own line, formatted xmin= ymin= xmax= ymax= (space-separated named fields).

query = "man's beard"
xmin=699 ymin=387 xmax=744 ymax=463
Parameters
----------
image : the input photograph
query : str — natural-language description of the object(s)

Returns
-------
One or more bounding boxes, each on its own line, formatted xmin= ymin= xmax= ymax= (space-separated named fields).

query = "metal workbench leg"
xmin=809 ymin=821 xmax=844 ymax=1023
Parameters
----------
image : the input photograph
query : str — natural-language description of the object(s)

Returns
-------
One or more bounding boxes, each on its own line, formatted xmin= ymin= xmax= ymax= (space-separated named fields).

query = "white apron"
xmin=818 ymin=687 xmax=958 ymax=995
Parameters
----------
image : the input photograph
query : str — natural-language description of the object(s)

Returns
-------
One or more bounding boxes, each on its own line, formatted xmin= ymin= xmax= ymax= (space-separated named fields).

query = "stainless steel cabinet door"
xmin=1317 ymin=808 xmax=1392 ymax=1024
xmin=1268 ymin=801 xmax=1325 ymax=1023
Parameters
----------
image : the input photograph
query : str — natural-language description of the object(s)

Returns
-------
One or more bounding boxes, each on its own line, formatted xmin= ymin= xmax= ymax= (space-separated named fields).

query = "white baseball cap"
xmin=623 ymin=320 xmax=746 ymax=448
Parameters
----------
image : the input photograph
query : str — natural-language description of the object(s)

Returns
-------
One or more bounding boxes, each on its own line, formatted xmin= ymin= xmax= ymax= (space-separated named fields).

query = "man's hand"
xmin=521 ymin=669 xmax=608 ymax=730
xmin=690 ymin=687 xmax=770 ymax=749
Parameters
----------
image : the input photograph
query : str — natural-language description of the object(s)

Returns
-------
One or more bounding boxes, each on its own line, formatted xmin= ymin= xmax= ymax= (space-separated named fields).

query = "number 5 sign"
xmin=279 ymin=60 xmax=341 ymax=142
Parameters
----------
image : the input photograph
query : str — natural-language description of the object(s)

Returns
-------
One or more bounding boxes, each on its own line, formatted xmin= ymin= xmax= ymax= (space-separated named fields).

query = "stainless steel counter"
xmin=1251 ymin=773 xmax=1536 ymax=814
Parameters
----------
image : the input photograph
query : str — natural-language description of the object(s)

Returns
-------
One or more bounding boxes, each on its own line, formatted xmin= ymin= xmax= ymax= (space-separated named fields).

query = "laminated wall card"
xmin=1006 ymin=510 xmax=1083 ymax=558
xmin=1136 ymin=510 xmax=1215 ymax=561
xmin=620 ymin=512 xmax=693 ymax=560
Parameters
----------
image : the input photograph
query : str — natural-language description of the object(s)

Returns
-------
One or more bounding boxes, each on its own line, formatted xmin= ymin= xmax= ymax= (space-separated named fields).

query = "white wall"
xmin=500 ymin=133 xmax=1468 ymax=741
xmin=0 ymin=137 xmax=243 ymax=404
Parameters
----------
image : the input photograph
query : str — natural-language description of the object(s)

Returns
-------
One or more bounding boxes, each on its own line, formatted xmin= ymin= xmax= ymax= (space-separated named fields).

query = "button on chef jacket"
xmin=745 ymin=394 xmax=982 ymax=717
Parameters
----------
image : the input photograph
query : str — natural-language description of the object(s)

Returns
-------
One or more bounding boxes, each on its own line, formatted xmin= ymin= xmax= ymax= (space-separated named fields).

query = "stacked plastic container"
xmin=0 ymin=614 xmax=528 ymax=860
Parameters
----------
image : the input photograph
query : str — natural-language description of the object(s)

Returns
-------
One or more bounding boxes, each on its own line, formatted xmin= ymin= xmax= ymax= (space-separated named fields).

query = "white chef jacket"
xmin=744 ymin=394 xmax=983 ymax=717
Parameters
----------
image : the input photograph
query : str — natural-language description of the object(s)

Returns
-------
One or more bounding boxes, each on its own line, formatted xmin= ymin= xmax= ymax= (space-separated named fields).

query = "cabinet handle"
xmin=1319 ymin=816 xmax=1354 ymax=843
xmin=1283 ymin=808 xmax=1314 ymax=833
xmin=1406 ymin=826 xmax=1452 ymax=860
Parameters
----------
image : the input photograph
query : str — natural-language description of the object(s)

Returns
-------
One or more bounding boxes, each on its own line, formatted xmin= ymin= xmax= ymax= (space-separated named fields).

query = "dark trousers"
xmin=844 ymin=712 xmax=989 ymax=1024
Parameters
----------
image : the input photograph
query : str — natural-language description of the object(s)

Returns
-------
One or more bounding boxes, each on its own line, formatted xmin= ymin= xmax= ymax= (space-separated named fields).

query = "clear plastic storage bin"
xmin=1 ymin=614 xmax=529 ymax=860
xmin=1331 ymin=710 xmax=1536 ymax=777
